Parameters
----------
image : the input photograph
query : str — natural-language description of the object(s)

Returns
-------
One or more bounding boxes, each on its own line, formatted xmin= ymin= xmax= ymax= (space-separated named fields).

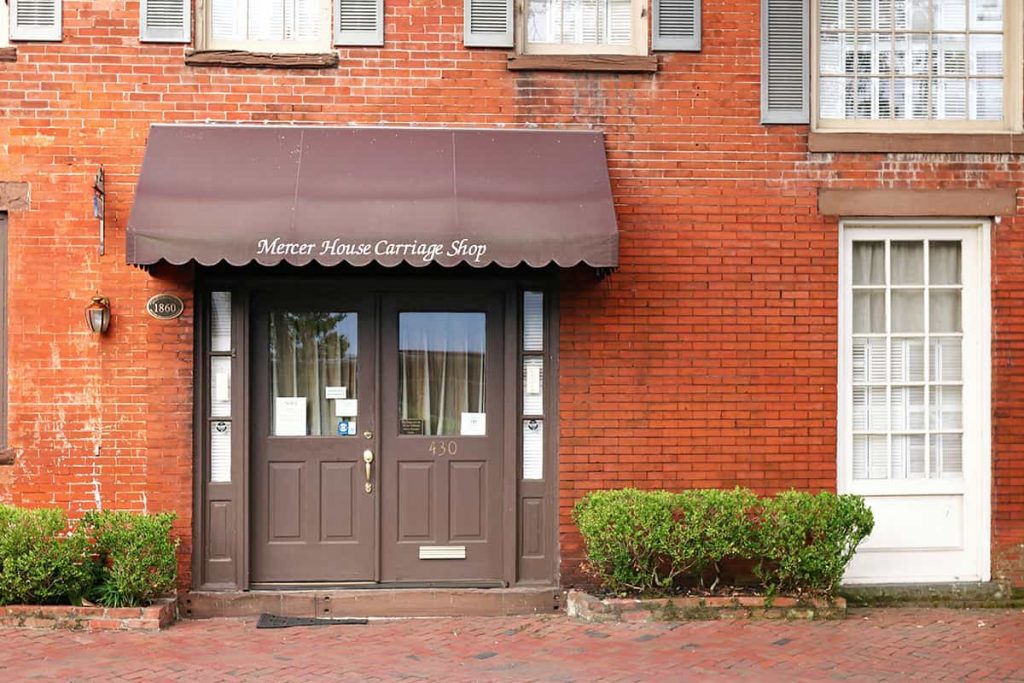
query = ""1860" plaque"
xmin=146 ymin=293 xmax=185 ymax=320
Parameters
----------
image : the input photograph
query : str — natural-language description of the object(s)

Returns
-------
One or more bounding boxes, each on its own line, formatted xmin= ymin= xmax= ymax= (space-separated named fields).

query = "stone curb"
xmin=565 ymin=590 xmax=846 ymax=622
xmin=0 ymin=597 xmax=177 ymax=631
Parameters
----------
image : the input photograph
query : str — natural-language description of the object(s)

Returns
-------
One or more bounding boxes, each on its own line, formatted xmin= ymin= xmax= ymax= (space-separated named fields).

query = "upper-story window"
xmin=521 ymin=0 xmax=647 ymax=55
xmin=815 ymin=0 xmax=1021 ymax=131
xmin=205 ymin=0 xmax=333 ymax=52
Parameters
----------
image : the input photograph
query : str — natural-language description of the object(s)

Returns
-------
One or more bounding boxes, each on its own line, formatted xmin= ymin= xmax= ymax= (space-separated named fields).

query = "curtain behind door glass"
xmin=399 ymin=312 xmax=486 ymax=436
xmin=271 ymin=312 xmax=358 ymax=436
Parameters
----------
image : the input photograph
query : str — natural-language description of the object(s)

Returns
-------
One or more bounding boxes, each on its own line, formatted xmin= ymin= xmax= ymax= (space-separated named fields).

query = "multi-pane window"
xmin=818 ymin=0 xmax=1016 ymax=126
xmin=523 ymin=0 xmax=644 ymax=54
xmin=208 ymin=0 xmax=330 ymax=50
xmin=850 ymin=239 xmax=964 ymax=480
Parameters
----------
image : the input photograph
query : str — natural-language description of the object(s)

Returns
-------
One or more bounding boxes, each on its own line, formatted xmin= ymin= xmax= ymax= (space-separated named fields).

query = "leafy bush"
xmin=755 ymin=491 xmax=875 ymax=597
xmin=0 ymin=506 xmax=95 ymax=605
xmin=82 ymin=510 xmax=179 ymax=608
xmin=0 ymin=505 xmax=178 ymax=608
xmin=573 ymin=488 xmax=874 ymax=597
xmin=573 ymin=489 xmax=687 ymax=593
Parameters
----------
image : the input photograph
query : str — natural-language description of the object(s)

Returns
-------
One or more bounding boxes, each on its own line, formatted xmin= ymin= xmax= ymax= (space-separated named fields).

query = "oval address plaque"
xmin=146 ymin=293 xmax=185 ymax=320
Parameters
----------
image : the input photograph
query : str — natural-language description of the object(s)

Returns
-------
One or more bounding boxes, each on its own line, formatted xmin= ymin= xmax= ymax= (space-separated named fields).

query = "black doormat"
xmin=256 ymin=613 xmax=369 ymax=629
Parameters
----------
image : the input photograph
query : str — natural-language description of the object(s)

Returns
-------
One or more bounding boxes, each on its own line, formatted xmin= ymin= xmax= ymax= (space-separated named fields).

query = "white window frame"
xmin=196 ymin=0 xmax=333 ymax=53
xmin=812 ymin=1 xmax=1023 ymax=133
xmin=1 ymin=1 xmax=9 ymax=47
xmin=838 ymin=218 xmax=991 ymax=582
xmin=515 ymin=0 xmax=648 ymax=56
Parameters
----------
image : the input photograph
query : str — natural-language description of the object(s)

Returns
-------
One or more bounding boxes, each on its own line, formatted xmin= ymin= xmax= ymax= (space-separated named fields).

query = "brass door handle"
xmin=363 ymin=449 xmax=374 ymax=493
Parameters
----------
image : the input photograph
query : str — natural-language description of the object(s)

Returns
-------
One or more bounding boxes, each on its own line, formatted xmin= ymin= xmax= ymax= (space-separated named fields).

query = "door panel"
xmin=380 ymin=293 xmax=505 ymax=582
xmin=449 ymin=461 xmax=486 ymax=540
xmin=251 ymin=295 xmax=377 ymax=583
xmin=397 ymin=462 xmax=434 ymax=541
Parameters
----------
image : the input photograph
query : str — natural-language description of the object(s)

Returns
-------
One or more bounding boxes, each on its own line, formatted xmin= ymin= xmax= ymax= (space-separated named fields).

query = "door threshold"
xmin=182 ymin=585 xmax=562 ymax=619
xmin=250 ymin=580 xmax=507 ymax=591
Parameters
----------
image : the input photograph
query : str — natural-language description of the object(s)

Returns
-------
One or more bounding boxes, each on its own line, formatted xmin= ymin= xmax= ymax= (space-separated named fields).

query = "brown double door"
xmin=251 ymin=289 xmax=504 ymax=585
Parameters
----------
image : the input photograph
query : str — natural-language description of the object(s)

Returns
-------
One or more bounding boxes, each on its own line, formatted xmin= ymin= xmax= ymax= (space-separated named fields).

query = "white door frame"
xmin=838 ymin=219 xmax=991 ymax=583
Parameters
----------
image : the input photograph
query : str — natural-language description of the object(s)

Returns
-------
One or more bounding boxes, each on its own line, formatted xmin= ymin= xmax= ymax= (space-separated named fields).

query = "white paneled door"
xmin=839 ymin=221 xmax=990 ymax=583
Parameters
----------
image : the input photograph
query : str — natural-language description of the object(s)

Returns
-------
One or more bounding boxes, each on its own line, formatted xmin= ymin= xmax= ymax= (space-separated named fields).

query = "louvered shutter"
xmin=652 ymin=0 xmax=699 ymax=51
xmin=760 ymin=0 xmax=809 ymax=124
xmin=10 ymin=0 xmax=61 ymax=41
xmin=140 ymin=0 xmax=190 ymax=43
xmin=335 ymin=0 xmax=383 ymax=46
xmin=464 ymin=0 xmax=512 ymax=48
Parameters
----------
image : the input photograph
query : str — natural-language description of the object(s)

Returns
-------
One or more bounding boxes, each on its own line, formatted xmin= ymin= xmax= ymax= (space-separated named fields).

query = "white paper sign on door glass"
xmin=460 ymin=412 xmax=486 ymax=436
xmin=334 ymin=399 xmax=358 ymax=417
xmin=325 ymin=386 xmax=348 ymax=400
xmin=274 ymin=397 xmax=307 ymax=436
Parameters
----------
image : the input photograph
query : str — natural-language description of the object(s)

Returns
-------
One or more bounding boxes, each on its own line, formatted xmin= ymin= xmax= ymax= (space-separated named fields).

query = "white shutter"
xmin=464 ymin=0 xmax=512 ymax=48
xmin=140 ymin=0 xmax=190 ymax=43
xmin=10 ymin=0 xmax=61 ymax=41
xmin=335 ymin=0 xmax=383 ymax=46
xmin=653 ymin=0 xmax=699 ymax=51
xmin=760 ymin=0 xmax=809 ymax=124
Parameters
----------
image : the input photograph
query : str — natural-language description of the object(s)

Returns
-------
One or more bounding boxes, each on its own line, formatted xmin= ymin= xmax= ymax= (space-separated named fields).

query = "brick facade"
xmin=1 ymin=0 xmax=1022 ymax=588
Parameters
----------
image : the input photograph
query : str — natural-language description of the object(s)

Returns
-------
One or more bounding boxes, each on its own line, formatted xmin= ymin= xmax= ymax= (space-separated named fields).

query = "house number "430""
xmin=428 ymin=440 xmax=458 ymax=456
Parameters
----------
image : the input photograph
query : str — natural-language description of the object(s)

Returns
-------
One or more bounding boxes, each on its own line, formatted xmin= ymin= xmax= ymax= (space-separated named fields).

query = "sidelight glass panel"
xmin=210 ymin=356 xmax=232 ymax=417
xmin=523 ymin=419 xmax=544 ymax=480
xmin=523 ymin=292 xmax=544 ymax=351
xmin=270 ymin=312 xmax=358 ymax=437
xmin=210 ymin=292 xmax=232 ymax=352
xmin=523 ymin=357 xmax=544 ymax=416
xmin=399 ymin=312 xmax=486 ymax=436
xmin=211 ymin=421 xmax=231 ymax=483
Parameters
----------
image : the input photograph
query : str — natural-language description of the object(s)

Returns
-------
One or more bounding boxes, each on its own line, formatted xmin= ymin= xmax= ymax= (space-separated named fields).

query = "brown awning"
xmin=126 ymin=125 xmax=618 ymax=269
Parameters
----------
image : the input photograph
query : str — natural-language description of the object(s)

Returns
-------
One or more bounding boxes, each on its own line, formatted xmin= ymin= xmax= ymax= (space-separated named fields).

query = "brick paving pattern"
xmin=1 ymin=608 xmax=1022 ymax=681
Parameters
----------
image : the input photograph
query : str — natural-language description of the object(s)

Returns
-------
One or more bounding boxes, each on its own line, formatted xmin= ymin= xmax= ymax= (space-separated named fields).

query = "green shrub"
xmin=673 ymin=487 xmax=761 ymax=587
xmin=755 ymin=491 xmax=875 ymax=597
xmin=82 ymin=510 xmax=179 ymax=608
xmin=572 ymin=489 xmax=687 ymax=594
xmin=0 ymin=505 xmax=95 ymax=606
xmin=573 ymin=488 xmax=874 ymax=598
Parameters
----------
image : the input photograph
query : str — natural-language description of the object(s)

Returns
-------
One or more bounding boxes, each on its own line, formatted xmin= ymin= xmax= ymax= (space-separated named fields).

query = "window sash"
xmin=812 ymin=1 xmax=1022 ymax=131
xmin=519 ymin=0 xmax=647 ymax=55
xmin=202 ymin=0 xmax=332 ymax=52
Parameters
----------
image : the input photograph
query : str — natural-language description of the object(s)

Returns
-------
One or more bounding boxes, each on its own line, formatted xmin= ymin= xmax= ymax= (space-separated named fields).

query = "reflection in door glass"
xmin=270 ymin=312 xmax=358 ymax=437
xmin=399 ymin=312 xmax=486 ymax=436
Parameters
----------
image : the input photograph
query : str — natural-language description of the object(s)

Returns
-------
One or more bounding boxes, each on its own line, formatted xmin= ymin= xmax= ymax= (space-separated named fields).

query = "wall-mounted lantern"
xmin=86 ymin=296 xmax=111 ymax=334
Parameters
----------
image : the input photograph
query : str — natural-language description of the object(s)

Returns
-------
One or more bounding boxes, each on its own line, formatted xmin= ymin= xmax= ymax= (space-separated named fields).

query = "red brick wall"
xmin=0 ymin=0 xmax=1022 ymax=588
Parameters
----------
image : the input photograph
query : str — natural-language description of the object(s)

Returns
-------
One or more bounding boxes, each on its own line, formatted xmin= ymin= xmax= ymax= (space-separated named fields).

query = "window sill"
xmin=809 ymin=131 xmax=1024 ymax=154
xmin=0 ymin=47 xmax=16 ymax=62
xmin=184 ymin=50 xmax=339 ymax=69
xmin=506 ymin=54 xmax=658 ymax=73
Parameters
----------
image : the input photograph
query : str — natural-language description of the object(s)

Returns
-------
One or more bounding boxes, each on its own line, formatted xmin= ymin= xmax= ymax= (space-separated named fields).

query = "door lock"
xmin=363 ymin=449 xmax=374 ymax=493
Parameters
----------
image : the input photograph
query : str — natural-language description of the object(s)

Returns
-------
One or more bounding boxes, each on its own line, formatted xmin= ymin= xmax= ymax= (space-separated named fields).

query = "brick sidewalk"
xmin=1 ymin=608 xmax=1022 ymax=682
